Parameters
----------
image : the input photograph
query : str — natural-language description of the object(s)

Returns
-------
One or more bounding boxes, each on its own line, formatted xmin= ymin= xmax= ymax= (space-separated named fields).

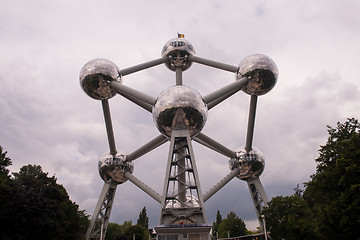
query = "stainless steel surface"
xmin=236 ymin=54 xmax=278 ymax=96
xmin=153 ymin=85 xmax=207 ymax=138
xmin=245 ymin=95 xmax=258 ymax=153
xmin=194 ymin=132 xmax=237 ymax=158
xmin=161 ymin=38 xmax=195 ymax=71
xmin=202 ymin=77 xmax=248 ymax=105
xmin=124 ymin=172 xmax=162 ymax=203
xmin=188 ymin=55 xmax=238 ymax=73
xmin=119 ymin=57 xmax=166 ymax=76
xmin=80 ymin=58 xmax=121 ymax=100
xmin=98 ymin=152 xmax=134 ymax=184
xmin=102 ymin=100 xmax=117 ymax=156
xmin=229 ymin=146 xmax=265 ymax=180
xmin=203 ymin=168 xmax=240 ymax=202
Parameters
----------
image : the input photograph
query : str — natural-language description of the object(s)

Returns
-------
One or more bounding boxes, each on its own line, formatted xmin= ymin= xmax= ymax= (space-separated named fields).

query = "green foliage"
xmin=0 ymin=151 xmax=89 ymax=240
xmin=217 ymin=211 xmax=247 ymax=238
xmin=106 ymin=223 xmax=124 ymax=240
xmin=137 ymin=206 xmax=149 ymax=230
xmin=106 ymin=220 xmax=147 ymax=240
xmin=304 ymin=118 xmax=360 ymax=239
xmin=211 ymin=210 xmax=222 ymax=236
xmin=262 ymin=195 xmax=319 ymax=240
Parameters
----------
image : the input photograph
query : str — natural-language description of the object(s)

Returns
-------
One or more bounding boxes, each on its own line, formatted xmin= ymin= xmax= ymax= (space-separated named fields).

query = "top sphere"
xmin=236 ymin=54 xmax=278 ymax=96
xmin=229 ymin=146 xmax=265 ymax=181
xmin=80 ymin=58 xmax=121 ymax=100
xmin=161 ymin=38 xmax=195 ymax=71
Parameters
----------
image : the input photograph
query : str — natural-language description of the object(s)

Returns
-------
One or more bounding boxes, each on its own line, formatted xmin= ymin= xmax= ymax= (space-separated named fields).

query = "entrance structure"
xmin=80 ymin=35 xmax=278 ymax=240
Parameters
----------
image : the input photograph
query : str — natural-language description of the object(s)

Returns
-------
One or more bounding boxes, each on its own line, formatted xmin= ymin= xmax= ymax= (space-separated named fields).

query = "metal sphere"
xmin=161 ymin=38 xmax=195 ymax=71
xmin=152 ymin=85 xmax=207 ymax=138
xmin=79 ymin=58 xmax=121 ymax=100
xmin=236 ymin=54 xmax=278 ymax=96
xmin=229 ymin=146 xmax=265 ymax=180
xmin=98 ymin=152 xmax=134 ymax=184
xmin=165 ymin=195 xmax=200 ymax=209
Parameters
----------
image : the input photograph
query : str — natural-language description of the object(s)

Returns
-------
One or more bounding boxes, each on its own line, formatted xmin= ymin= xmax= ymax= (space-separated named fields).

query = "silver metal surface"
xmin=152 ymin=85 xmax=207 ymax=138
xmin=102 ymin=100 xmax=117 ymax=156
xmin=98 ymin=152 xmax=134 ymax=184
xmin=161 ymin=38 xmax=195 ymax=71
xmin=188 ymin=55 xmax=238 ymax=73
xmin=236 ymin=54 xmax=278 ymax=96
xmin=86 ymin=181 xmax=117 ymax=240
xmin=124 ymin=172 xmax=162 ymax=203
xmin=229 ymin=147 xmax=265 ymax=180
xmin=80 ymin=58 xmax=121 ymax=100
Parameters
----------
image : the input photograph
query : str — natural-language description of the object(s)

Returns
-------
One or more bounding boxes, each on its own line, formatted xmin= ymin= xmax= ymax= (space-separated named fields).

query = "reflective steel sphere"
xmin=161 ymin=38 xmax=195 ymax=71
xmin=80 ymin=58 xmax=121 ymax=100
xmin=229 ymin=146 xmax=265 ymax=180
xmin=236 ymin=54 xmax=278 ymax=96
xmin=98 ymin=152 xmax=134 ymax=184
xmin=165 ymin=195 xmax=200 ymax=209
xmin=152 ymin=85 xmax=207 ymax=138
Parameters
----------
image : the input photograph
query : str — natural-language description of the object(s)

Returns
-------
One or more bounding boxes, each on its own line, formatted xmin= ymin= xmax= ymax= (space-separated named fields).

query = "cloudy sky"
xmin=1 ymin=0 xmax=359 ymax=231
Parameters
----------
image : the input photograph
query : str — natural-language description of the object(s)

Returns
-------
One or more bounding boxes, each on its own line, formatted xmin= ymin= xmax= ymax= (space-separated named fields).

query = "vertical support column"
xmin=246 ymin=177 xmax=269 ymax=233
xmin=86 ymin=181 xmax=118 ymax=240
xmin=160 ymin=129 xmax=207 ymax=225
xmin=176 ymin=67 xmax=183 ymax=85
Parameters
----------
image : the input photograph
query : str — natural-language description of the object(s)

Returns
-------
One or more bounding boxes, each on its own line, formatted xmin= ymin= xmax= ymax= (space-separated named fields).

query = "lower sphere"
xmin=98 ymin=152 xmax=133 ymax=184
xmin=229 ymin=146 xmax=265 ymax=180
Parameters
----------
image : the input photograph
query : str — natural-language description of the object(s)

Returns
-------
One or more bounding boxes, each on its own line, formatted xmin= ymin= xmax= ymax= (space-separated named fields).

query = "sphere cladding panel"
xmin=165 ymin=195 xmax=200 ymax=209
xmin=229 ymin=147 xmax=265 ymax=180
xmin=236 ymin=54 xmax=278 ymax=96
xmin=161 ymin=38 xmax=195 ymax=71
xmin=153 ymin=85 xmax=207 ymax=138
xmin=80 ymin=58 xmax=121 ymax=100
xmin=98 ymin=152 xmax=134 ymax=184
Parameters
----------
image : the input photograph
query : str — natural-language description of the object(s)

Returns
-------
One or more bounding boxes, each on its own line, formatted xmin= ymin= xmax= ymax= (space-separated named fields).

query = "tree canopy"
xmin=303 ymin=118 xmax=360 ymax=239
xmin=0 ymin=147 xmax=89 ymax=240
xmin=262 ymin=194 xmax=319 ymax=240
xmin=261 ymin=118 xmax=360 ymax=239
xmin=217 ymin=211 xmax=247 ymax=238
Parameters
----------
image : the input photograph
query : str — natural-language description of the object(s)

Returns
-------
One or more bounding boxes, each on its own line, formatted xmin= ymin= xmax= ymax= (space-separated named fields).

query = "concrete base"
xmin=154 ymin=224 xmax=211 ymax=240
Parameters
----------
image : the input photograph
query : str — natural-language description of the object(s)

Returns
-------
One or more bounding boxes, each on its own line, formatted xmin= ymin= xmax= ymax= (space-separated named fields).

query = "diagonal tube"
xmin=110 ymin=81 xmax=156 ymax=109
xmin=245 ymin=95 xmax=258 ymax=153
xmin=203 ymin=168 xmax=240 ymax=202
xmin=119 ymin=57 xmax=166 ymax=76
xmin=124 ymin=172 xmax=162 ymax=203
xmin=194 ymin=132 xmax=237 ymax=158
xmin=203 ymin=77 xmax=248 ymax=106
xmin=189 ymin=55 xmax=238 ymax=73
xmin=102 ymin=100 xmax=117 ymax=156
xmin=117 ymin=90 xmax=153 ymax=112
xmin=126 ymin=135 xmax=168 ymax=161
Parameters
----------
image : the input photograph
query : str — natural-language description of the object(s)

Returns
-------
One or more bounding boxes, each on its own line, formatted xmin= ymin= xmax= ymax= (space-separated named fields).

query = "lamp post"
xmin=261 ymin=215 xmax=268 ymax=240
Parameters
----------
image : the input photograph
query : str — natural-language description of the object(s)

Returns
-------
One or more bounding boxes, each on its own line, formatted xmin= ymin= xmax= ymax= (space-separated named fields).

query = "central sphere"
xmin=152 ymin=85 xmax=207 ymax=138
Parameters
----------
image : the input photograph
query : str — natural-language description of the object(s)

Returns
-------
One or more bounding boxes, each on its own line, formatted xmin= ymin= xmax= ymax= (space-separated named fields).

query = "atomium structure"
xmin=80 ymin=35 xmax=278 ymax=240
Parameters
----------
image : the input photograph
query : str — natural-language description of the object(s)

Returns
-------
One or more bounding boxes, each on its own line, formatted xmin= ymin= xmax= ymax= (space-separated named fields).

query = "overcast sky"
xmin=1 ymin=0 xmax=359 ymax=231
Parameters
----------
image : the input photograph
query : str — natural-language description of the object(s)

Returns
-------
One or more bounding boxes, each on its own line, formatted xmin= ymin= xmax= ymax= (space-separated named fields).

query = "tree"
xmin=106 ymin=223 xmax=124 ymax=240
xmin=261 ymin=195 xmax=319 ymax=240
xmin=137 ymin=206 xmax=149 ymax=230
xmin=0 ymin=160 xmax=89 ymax=239
xmin=211 ymin=210 xmax=222 ymax=237
xmin=304 ymin=118 xmax=360 ymax=239
xmin=217 ymin=211 xmax=247 ymax=238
